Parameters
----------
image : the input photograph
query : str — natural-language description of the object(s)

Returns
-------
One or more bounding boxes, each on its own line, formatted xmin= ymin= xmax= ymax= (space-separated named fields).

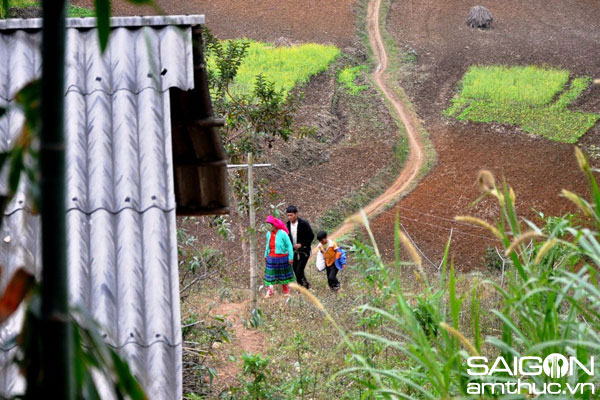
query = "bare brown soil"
xmin=209 ymin=300 xmax=266 ymax=392
xmin=370 ymin=0 xmax=600 ymax=270
xmin=73 ymin=0 xmax=357 ymax=48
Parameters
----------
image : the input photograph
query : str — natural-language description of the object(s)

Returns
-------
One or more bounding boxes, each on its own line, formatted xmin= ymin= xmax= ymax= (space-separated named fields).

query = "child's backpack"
xmin=334 ymin=245 xmax=347 ymax=270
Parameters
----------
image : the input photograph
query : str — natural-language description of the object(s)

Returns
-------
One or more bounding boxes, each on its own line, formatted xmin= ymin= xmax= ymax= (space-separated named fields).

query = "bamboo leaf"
xmin=439 ymin=232 xmax=451 ymax=290
xmin=471 ymin=282 xmax=481 ymax=353
xmin=0 ymin=268 xmax=35 ymax=323
xmin=490 ymin=309 xmax=528 ymax=345
xmin=8 ymin=146 xmax=24 ymax=193
xmin=448 ymin=263 xmax=461 ymax=329
xmin=0 ymin=0 xmax=7 ymax=19
xmin=15 ymin=80 xmax=42 ymax=133
xmin=94 ymin=0 xmax=111 ymax=53
xmin=110 ymin=350 xmax=147 ymax=400
xmin=0 ymin=151 xmax=8 ymax=171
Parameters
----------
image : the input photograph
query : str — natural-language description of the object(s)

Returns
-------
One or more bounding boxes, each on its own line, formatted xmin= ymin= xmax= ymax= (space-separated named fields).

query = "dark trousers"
xmin=293 ymin=251 xmax=310 ymax=289
xmin=325 ymin=264 xmax=340 ymax=290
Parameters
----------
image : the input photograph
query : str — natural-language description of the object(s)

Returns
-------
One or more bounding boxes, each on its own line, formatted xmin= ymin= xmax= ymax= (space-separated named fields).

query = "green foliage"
xmin=246 ymin=308 xmax=264 ymax=329
xmin=205 ymin=36 xmax=251 ymax=105
xmin=207 ymin=40 xmax=340 ymax=98
xmin=444 ymin=66 xmax=599 ymax=143
xmin=553 ymin=76 xmax=590 ymax=108
xmin=338 ymin=65 xmax=368 ymax=95
xmin=182 ymin=314 xmax=200 ymax=337
xmin=210 ymin=215 xmax=235 ymax=241
xmin=223 ymin=344 xmax=320 ymax=399
xmin=203 ymin=30 xmax=304 ymax=255
xmin=67 ymin=5 xmax=94 ymax=17
xmin=402 ymin=44 xmax=418 ymax=64
xmin=412 ymin=294 xmax=441 ymax=339
xmin=236 ymin=352 xmax=274 ymax=399
xmin=15 ymin=291 xmax=146 ymax=399
xmin=7 ymin=0 xmax=36 ymax=8
xmin=0 ymin=80 xmax=41 ymax=225
xmin=204 ymin=31 xmax=299 ymax=161
xmin=3 ymin=1 xmax=95 ymax=18
xmin=94 ymin=0 xmax=110 ymax=51
xmin=0 ymin=0 xmax=7 ymax=19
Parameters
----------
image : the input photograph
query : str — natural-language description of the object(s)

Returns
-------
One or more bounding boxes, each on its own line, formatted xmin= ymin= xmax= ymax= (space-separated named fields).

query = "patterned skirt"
xmin=265 ymin=254 xmax=295 ymax=285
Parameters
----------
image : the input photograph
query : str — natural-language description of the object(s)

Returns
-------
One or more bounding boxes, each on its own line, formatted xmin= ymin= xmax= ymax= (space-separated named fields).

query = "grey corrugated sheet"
xmin=0 ymin=15 xmax=205 ymax=399
xmin=0 ymin=14 xmax=205 ymax=29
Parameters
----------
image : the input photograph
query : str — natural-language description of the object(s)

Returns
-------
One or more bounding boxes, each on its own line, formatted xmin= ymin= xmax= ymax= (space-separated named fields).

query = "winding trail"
xmin=328 ymin=0 xmax=425 ymax=241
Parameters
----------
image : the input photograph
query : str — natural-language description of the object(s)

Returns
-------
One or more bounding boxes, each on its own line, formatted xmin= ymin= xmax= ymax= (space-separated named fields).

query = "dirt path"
xmin=209 ymin=300 xmax=267 ymax=391
xmin=326 ymin=0 xmax=425 ymax=241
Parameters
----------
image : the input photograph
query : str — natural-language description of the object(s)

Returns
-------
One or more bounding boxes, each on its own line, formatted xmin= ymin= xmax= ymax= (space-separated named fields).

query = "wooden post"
xmin=248 ymin=153 xmax=257 ymax=312
xmin=227 ymin=157 xmax=270 ymax=314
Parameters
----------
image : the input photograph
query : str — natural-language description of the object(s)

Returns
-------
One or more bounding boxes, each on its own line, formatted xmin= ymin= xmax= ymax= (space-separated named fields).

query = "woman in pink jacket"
xmin=264 ymin=215 xmax=295 ymax=298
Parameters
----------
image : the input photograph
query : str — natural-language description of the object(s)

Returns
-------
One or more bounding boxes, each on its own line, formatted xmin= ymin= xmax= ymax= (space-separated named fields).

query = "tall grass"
xmin=295 ymin=148 xmax=600 ymax=398
xmin=444 ymin=66 xmax=599 ymax=143
xmin=206 ymin=40 xmax=340 ymax=97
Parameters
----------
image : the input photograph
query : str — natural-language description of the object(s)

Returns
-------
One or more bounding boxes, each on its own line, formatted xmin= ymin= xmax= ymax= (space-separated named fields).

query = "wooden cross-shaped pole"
xmin=228 ymin=153 xmax=271 ymax=314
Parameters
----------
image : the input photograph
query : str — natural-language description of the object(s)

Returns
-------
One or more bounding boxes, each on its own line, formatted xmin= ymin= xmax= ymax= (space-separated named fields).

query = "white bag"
xmin=316 ymin=257 xmax=326 ymax=272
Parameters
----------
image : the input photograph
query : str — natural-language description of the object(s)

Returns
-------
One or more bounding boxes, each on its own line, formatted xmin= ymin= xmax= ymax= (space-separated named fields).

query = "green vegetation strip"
xmin=8 ymin=0 xmax=95 ymax=17
xmin=444 ymin=65 xmax=599 ymax=143
xmin=337 ymin=65 xmax=368 ymax=95
xmin=207 ymin=40 xmax=340 ymax=97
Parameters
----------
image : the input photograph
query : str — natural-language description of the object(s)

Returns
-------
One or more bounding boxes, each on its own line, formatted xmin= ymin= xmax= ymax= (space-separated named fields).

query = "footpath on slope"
xmin=325 ymin=0 xmax=425 ymax=243
xmin=208 ymin=0 xmax=427 ymax=392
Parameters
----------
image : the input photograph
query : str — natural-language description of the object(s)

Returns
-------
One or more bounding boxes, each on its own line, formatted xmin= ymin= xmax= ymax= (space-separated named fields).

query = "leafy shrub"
xmin=234 ymin=352 xmax=276 ymax=399
xmin=412 ymin=294 xmax=441 ymax=339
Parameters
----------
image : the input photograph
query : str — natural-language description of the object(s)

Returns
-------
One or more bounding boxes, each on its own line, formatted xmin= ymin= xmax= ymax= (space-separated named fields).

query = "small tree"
xmin=204 ymin=31 xmax=301 ymax=265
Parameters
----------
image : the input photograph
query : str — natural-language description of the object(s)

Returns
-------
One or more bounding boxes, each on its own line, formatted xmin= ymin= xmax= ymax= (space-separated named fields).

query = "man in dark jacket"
xmin=286 ymin=205 xmax=315 ymax=289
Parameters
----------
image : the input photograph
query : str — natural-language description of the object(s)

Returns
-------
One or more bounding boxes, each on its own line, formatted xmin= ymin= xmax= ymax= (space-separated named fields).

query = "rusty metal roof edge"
xmin=0 ymin=14 xmax=205 ymax=30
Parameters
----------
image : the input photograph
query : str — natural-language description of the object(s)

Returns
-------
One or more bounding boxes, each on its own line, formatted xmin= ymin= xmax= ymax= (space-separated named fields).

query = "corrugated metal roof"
xmin=0 ymin=14 xmax=205 ymax=30
xmin=0 ymin=15 xmax=207 ymax=399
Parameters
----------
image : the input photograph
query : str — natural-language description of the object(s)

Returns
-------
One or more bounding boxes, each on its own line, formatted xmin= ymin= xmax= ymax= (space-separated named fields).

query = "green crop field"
xmin=207 ymin=40 xmax=340 ymax=97
xmin=444 ymin=65 xmax=599 ymax=143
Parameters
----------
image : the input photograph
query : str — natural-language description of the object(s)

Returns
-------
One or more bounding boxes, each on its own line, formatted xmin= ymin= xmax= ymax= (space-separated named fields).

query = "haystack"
xmin=467 ymin=5 xmax=493 ymax=29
